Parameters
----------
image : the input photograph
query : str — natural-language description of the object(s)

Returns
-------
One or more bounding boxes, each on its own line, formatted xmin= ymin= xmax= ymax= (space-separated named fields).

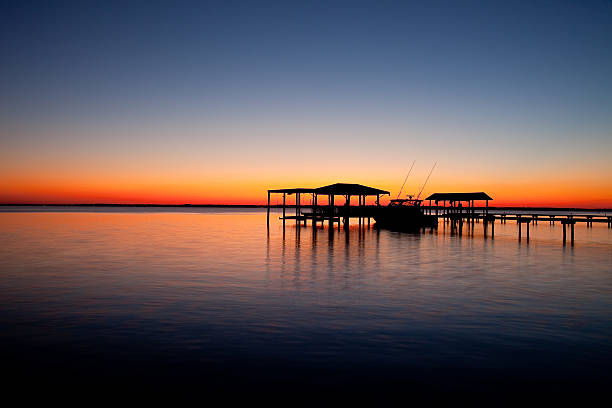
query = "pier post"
xmin=526 ymin=221 xmax=530 ymax=241
xmin=360 ymin=195 xmax=364 ymax=228
xmin=296 ymin=192 xmax=300 ymax=226
xmin=518 ymin=218 xmax=522 ymax=241
xmin=563 ymin=223 xmax=567 ymax=243
xmin=358 ymin=195 xmax=362 ymax=228
xmin=282 ymin=193 xmax=286 ymax=227
xmin=328 ymin=194 xmax=334 ymax=228
xmin=561 ymin=220 xmax=575 ymax=245
xmin=313 ymin=193 xmax=317 ymax=228
xmin=267 ymin=191 xmax=270 ymax=228
xmin=344 ymin=195 xmax=350 ymax=229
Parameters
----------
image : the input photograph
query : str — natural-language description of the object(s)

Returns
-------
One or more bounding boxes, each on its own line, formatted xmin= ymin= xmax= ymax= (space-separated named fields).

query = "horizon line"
xmin=1 ymin=203 xmax=611 ymax=212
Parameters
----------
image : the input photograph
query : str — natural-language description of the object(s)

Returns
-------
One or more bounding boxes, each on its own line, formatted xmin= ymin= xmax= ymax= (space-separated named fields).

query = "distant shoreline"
xmin=0 ymin=203 xmax=610 ymax=212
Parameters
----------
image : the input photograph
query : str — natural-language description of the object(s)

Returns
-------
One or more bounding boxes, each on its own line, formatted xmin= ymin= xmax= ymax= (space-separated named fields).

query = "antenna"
xmin=397 ymin=160 xmax=416 ymax=199
xmin=416 ymin=162 xmax=437 ymax=200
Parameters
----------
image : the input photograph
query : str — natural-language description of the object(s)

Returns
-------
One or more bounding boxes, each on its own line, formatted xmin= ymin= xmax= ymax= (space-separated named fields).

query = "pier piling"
xmin=561 ymin=219 xmax=575 ymax=245
xmin=518 ymin=218 xmax=531 ymax=242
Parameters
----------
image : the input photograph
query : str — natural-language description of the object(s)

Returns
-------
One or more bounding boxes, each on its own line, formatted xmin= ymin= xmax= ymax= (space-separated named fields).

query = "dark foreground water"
xmin=1 ymin=208 xmax=611 ymax=399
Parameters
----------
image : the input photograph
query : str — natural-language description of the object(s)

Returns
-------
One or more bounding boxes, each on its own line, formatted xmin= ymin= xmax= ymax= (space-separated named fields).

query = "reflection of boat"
xmin=374 ymin=197 xmax=438 ymax=231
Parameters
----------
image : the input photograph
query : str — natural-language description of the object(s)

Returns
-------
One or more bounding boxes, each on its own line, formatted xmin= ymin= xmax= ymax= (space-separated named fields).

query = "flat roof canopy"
xmin=269 ymin=183 xmax=390 ymax=196
xmin=314 ymin=183 xmax=390 ymax=196
xmin=425 ymin=192 xmax=493 ymax=202
xmin=268 ymin=188 xmax=316 ymax=194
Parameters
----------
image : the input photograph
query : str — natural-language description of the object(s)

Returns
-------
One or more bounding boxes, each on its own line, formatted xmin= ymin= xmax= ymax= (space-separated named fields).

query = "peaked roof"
xmin=314 ymin=183 xmax=390 ymax=196
xmin=425 ymin=192 xmax=493 ymax=201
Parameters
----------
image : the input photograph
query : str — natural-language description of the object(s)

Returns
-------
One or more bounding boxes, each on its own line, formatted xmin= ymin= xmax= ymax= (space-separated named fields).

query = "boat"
xmin=373 ymin=196 xmax=438 ymax=231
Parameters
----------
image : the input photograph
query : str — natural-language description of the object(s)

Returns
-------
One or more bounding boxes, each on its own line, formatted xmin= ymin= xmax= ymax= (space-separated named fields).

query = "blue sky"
xmin=1 ymin=1 xmax=611 ymax=204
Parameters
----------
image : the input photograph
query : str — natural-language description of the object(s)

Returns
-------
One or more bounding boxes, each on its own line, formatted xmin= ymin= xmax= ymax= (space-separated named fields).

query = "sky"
xmin=1 ymin=0 xmax=611 ymax=207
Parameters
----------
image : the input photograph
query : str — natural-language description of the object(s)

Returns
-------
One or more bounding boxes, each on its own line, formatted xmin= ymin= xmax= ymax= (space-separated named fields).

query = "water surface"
xmin=1 ymin=208 xmax=611 ymax=397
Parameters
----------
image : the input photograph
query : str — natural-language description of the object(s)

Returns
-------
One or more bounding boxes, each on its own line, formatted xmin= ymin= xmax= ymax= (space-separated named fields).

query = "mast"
xmin=416 ymin=162 xmax=437 ymax=200
xmin=396 ymin=160 xmax=416 ymax=199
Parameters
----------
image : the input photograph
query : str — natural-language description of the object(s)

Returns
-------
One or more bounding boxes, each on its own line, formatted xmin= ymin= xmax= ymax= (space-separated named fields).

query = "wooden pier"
xmin=267 ymin=186 xmax=608 ymax=245
xmin=267 ymin=183 xmax=390 ymax=230
xmin=432 ymin=207 xmax=609 ymax=245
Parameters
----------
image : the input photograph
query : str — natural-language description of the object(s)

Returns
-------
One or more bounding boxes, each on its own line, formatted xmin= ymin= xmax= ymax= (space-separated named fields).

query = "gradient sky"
xmin=1 ymin=0 xmax=611 ymax=206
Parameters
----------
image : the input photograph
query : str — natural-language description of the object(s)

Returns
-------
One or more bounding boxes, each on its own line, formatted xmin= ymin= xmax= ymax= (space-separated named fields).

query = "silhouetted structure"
xmin=425 ymin=192 xmax=493 ymax=218
xmin=267 ymin=183 xmax=390 ymax=229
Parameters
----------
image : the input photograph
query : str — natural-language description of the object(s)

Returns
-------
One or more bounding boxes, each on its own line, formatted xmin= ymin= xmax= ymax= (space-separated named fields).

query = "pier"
xmin=267 ymin=183 xmax=389 ymax=230
xmin=423 ymin=191 xmax=610 ymax=243
xmin=267 ymin=186 xmax=608 ymax=245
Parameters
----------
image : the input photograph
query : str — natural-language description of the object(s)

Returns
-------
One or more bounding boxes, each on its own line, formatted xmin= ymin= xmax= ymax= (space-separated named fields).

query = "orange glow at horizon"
xmin=2 ymin=128 xmax=611 ymax=208
xmin=2 ymin=175 xmax=611 ymax=208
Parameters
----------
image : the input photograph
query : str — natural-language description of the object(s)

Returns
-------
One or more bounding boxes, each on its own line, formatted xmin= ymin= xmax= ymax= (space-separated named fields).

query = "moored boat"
xmin=374 ymin=197 xmax=437 ymax=231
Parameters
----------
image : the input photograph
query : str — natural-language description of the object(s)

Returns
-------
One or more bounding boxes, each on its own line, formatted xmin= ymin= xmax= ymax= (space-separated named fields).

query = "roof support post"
xmin=329 ymin=194 xmax=334 ymax=227
xmin=313 ymin=193 xmax=317 ymax=228
xmin=296 ymin=193 xmax=300 ymax=226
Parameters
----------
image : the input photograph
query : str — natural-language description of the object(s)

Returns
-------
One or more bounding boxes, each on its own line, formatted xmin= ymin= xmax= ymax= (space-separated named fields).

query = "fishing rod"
xmin=397 ymin=160 xmax=416 ymax=199
xmin=416 ymin=162 xmax=437 ymax=200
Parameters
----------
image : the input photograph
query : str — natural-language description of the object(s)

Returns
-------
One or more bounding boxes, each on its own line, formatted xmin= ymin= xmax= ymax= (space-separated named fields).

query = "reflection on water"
xmin=0 ymin=209 xmax=611 ymax=396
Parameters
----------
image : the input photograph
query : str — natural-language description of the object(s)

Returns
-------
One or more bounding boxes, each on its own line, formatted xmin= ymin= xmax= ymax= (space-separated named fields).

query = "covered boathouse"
xmin=424 ymin=192 xmax=493 ymax=218
xmin=267 ymin=183 xmax=390 ymax=228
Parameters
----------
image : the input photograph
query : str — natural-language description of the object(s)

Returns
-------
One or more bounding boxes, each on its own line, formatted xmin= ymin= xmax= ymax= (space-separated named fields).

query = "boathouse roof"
xmin=314 ymin=183 xmax=390 ymax=196
xmin=425 ymin=192 xmax=493 ymax=201
xmin=268 ymin=183 xmax=390 ymax=196
xmin=268 ymin=188 xmax=316 ymax=194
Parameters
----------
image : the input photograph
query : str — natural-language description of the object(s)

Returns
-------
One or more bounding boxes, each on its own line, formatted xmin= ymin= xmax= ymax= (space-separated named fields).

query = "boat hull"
xmin=373 ymin=207 xmax=438 ymax=231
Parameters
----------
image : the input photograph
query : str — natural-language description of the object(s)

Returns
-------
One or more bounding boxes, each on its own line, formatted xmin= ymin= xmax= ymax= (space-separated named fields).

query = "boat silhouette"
xmin=374 ymin=196 xmax=438 ymax=231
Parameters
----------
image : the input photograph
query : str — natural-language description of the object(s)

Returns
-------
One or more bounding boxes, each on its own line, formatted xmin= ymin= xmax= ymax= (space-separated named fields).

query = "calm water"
xmin=1 ymin=208 xmax=611 ymax=397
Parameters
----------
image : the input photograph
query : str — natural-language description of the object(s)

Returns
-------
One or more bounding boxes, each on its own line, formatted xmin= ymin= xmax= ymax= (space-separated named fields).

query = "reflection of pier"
xmin=267 ymin=183 xmax=390 ymax=230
